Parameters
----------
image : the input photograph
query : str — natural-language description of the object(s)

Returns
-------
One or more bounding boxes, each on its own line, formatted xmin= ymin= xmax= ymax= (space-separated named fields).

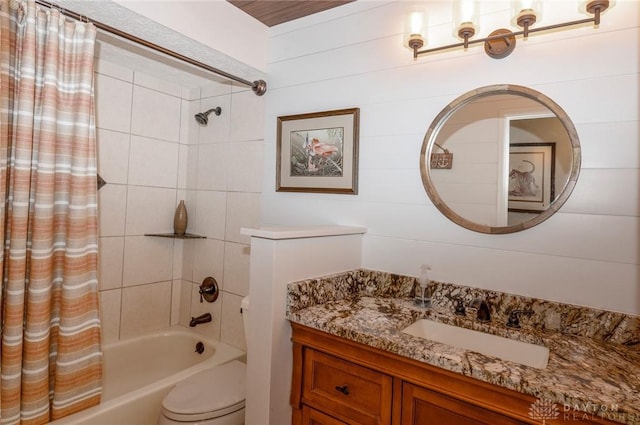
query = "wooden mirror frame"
xmin=420 ymin=84 xmax=581 ymax=234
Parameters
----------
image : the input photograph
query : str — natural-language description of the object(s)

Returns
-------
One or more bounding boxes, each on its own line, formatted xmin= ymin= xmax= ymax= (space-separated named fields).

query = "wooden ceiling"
xmin=228 ymin=1 xmax=355 ymax=27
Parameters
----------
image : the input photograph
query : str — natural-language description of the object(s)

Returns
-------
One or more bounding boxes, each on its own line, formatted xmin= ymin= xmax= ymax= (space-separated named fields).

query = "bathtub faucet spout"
xmin=189 ymin=313 xmax=212 ymax=327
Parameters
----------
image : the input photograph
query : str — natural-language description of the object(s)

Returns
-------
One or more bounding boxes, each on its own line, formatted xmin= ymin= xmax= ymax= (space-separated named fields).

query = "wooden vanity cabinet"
xmin=290 ymin=322 xmax=618 ymax=425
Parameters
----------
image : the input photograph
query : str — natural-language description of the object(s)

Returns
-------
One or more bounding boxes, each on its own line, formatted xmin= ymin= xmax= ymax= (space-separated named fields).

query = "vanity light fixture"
xmin=453 ymin=0 xmax=479 ymax=49
xmin=512 ymin=0 xmax=543 ymax=38
xmin=405 ymin=0 xmax=611 ymax=60
xmin=404 ymin=7 xmax=428 ymax=54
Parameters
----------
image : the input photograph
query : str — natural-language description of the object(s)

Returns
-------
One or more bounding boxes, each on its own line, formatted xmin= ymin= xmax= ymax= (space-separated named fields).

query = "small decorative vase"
xmin=173 ymin=200 xmax=188 ymax=235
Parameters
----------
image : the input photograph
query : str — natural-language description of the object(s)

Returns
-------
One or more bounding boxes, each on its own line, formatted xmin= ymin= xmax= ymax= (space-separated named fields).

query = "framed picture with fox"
xmin=508 ymin=142 xmax=556 ymax=213
xmin=276 ymin=108 xmax=359 ymax=194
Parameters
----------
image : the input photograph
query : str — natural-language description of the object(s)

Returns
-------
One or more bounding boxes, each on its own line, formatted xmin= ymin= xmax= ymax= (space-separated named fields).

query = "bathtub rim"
xmin=49 ymin=326 xmax=247 ymax=425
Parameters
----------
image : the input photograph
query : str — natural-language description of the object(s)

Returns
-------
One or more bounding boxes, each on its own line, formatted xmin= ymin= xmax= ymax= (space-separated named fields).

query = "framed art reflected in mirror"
xmin=508 ymin=142 xmax=556 ymax=213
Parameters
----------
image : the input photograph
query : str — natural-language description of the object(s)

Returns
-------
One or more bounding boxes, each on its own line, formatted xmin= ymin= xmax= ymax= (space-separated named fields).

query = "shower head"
xmin=194 ymin=107 xmax=222 ymax=125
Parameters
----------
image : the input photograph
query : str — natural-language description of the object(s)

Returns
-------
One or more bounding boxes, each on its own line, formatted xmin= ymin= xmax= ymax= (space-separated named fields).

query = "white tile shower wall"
xmin=127 ymin=136 xmax=180 ymax=187
xmin=192 ymin=239 xmax=225 ymax=288
xmin=262 ymin=0 xmax=640 ymax=315
xmin=95 ymin=55 xmax=264 ymax=347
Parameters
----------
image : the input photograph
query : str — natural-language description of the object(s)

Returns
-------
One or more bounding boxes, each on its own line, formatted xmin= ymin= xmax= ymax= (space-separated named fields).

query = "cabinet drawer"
xmin=302 ymin=406 xmax=349 ymax=425
xmin=402 ymin=382 xmax=529 ymax=425
xmin=302 ymin=349 xmax=392 ymax=425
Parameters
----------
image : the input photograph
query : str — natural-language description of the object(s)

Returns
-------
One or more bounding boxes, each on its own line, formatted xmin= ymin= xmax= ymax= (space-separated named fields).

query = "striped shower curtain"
xmin=0 ymin=1 xmax=102 ymax=423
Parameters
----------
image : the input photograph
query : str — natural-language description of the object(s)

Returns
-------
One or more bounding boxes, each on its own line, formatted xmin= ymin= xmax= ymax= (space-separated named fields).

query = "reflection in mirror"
xmin=420 ymin=85 xmax=580 ymax=234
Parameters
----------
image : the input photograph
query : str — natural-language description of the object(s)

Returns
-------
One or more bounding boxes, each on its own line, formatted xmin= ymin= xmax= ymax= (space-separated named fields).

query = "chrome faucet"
xmin=469 ymin=298 xmax=491 ymax=322
xmin=189 ymin=312 xmax=212 ymax=327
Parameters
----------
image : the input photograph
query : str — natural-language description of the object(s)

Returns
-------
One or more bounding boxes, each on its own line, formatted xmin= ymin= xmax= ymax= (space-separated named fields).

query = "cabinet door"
xmin=303 ymin=349 xmax=392 ymax=425
xmin=402 ymin=383 xmax=529 ymax=425
xmin=302 ymin=406 xmax=349 ymax=425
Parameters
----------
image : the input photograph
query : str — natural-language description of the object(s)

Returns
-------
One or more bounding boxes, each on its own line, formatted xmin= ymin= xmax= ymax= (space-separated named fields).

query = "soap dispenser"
xmin=415 ymin=264 xmax=432 ymax=308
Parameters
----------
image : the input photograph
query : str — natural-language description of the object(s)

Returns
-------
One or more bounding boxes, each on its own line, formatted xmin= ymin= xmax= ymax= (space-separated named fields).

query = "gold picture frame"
xmin=276 ymin=108 xmax=359 ymax=194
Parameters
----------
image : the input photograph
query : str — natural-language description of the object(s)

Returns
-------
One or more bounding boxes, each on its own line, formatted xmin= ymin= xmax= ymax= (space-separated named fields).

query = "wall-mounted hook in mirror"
xmin=199 ymin=277 xmax=219 ymax=303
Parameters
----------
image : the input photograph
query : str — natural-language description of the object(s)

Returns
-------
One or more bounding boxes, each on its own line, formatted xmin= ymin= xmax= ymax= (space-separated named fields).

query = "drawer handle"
xmin=335 ymin=385 xmax=350 ymax=395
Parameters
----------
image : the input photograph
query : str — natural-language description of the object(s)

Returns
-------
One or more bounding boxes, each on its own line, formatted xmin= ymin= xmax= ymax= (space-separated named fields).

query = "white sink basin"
xmin=401 ymin=319 xmax=549 ymax=369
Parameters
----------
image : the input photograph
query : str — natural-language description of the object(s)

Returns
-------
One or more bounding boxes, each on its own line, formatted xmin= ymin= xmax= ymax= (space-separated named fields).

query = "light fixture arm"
xmin=458 ymin=27 xmax=476 ymax=49
xmin=413 ymin=1 xmax=608 ymax=60
xmin=587 ymin=0 xmax=610 ymax=25
xmin=410 ymin=38 xmax=424 ymax=60
xmin=516 ymin=12 xmax=537 ymax=38
xmin=593 ymin=7 xmax=601 ymax=25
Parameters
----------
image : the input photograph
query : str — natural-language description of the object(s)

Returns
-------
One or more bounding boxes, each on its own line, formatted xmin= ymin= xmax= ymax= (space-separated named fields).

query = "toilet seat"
xmin=161 ymin=360 xmax=246 ymax=422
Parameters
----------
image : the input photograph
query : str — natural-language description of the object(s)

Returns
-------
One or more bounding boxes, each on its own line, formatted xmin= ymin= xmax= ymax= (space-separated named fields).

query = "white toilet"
xmin=158 ymin=297 xmax=250 ymax=425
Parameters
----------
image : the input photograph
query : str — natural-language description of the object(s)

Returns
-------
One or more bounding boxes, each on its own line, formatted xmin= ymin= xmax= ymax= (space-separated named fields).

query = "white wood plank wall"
xmin=262 ymin=0 xmax=639 ymax=314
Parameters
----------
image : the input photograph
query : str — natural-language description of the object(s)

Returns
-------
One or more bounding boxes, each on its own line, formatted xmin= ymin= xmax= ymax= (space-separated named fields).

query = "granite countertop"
xmin=286 ymin=270 xmax=640 ymax=425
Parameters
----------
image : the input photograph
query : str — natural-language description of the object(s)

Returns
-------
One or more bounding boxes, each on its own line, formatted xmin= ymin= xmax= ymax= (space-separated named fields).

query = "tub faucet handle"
xmin=199 ymin=277 xmax=219 ymax=303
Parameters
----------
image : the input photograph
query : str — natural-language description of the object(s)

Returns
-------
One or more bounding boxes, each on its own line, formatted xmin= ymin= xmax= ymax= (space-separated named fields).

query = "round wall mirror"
xmin=420 ymin=84 xmax=581 ymax=234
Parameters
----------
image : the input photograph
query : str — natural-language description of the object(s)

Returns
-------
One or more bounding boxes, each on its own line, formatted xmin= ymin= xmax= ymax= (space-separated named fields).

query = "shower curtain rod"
xmin=34 ymin=0 xmax=267 ymax=96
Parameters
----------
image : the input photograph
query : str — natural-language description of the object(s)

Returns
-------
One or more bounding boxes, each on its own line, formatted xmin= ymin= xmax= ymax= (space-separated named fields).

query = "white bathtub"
xmin=50 ymin=327 xmax=246 ymax=425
